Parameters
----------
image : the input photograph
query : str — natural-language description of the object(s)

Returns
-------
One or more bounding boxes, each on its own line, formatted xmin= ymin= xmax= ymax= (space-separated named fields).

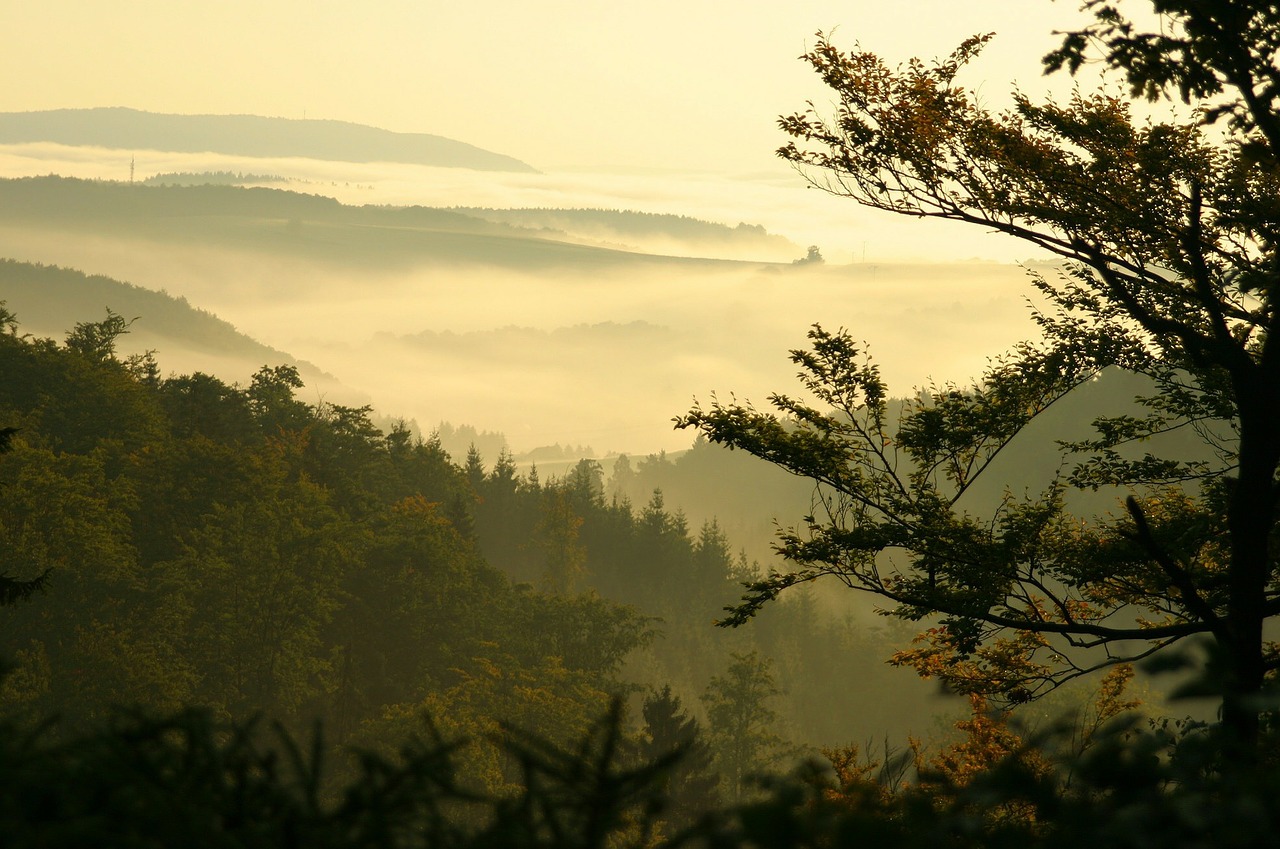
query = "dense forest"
xmin=0 ymin=304 xmax=939 ymax=796
xmin=2 ymin=309 xmax=1273 ymax=846
xmin=5 ymin=303 xmax=1267 ymax=847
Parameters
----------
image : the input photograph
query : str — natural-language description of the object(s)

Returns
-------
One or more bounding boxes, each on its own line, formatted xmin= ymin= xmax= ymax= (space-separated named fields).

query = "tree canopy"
xmin=679 ymin=0 xmax=1280 ymax=749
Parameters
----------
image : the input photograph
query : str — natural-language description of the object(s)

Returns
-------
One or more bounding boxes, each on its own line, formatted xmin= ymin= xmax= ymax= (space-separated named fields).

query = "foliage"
xmin=466 ymin=437 xmax=932 ymax=748
xmin=0 ymin=702 xmax=689 ymax=849
xmin=6 ymin=689 xmax=1280 ymax=849
xmin=64 ymin=308 xmax=134 ymax=363
xmin=679 ymin=0 xmax=1280 ymax=750
xmin=0 ymin=383 xmax=47 ymax=606
xmin=0 ymin=308 xmax=651 ymax=753
xmin=534 ymin=489 xmax=589 ymax=595
xmin=678 ymin=329 xmax=1141 ymax=700
xmin=360 ymin=649 xmax=617 ymax=801
xmin=639 ymin=686 xmax=721 ymax=834
xmin=1 ymin=297 xmax=938 ymax=828
xmin=701 ymin=651 xmax=794 ymax=802
xmin=0 ymin=295 xmax=918 ymax=786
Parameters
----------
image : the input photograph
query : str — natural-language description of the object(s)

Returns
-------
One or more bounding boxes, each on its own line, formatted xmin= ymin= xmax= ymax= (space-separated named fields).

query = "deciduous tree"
xmin=678 ymin=0 xmax=1280 ymax=750
xmin=700 ymin=651 xmax=791 ymax=801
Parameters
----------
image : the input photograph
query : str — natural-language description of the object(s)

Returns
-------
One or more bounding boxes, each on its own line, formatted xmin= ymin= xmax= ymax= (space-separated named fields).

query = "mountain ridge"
xmin=0 ymin=107 xmax=538 ymax=173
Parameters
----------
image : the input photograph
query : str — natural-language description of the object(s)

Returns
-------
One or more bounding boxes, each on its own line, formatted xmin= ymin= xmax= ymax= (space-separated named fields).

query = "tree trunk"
xmin=1222 ymin=377 xmax=1280 ymax=754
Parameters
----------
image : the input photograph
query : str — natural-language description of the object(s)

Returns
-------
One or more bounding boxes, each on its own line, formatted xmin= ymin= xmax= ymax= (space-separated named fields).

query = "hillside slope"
xmin=0 ymin=259 xmax=333 ymax=387
xmin=0 ymin=176 xmax=769 ymax=273
xmin=0 ymin=107 xmax=538 ymax=173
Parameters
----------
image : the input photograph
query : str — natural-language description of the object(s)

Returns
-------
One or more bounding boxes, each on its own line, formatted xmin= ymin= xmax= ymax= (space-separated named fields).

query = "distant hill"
xmin=0 ymin=176 xmax=774 ymax=273
xmin=0 ymin=259 xmax=333 ymax=386
xmin=453 ymin=207 xmax=801 ymax=261
xmin=0 ymin=107 xmax=538 ymax=173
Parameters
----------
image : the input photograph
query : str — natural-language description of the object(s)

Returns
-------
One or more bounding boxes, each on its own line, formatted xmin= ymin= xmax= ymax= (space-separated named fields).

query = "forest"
xmin=0 ymin=305 xmax=950 ymax=842
xmin=0 ymin=299 xmax=1268 ymax=847
xmin=7 ymin=0 xmax=1280 ymax=846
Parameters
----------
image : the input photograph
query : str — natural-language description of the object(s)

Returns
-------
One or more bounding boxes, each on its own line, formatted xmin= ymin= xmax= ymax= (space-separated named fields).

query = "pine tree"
xmin=640 ymin=686 xmax=720 ymax=832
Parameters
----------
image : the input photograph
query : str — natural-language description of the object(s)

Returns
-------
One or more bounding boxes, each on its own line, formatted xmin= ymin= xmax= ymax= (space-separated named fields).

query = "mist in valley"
xmin=0 ymin=148 xmax=1041 ymax=457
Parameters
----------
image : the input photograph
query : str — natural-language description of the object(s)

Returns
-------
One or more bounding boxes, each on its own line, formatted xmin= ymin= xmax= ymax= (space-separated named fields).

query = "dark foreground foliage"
xmin=3 ymin=699 xmax=1279 ymax=849
xmin=0 ymin=702 xmax=677 ymax=849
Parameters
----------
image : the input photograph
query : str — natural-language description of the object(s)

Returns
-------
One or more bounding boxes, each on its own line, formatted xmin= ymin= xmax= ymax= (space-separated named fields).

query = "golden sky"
xmin=3 ymin=1 xmax=1093 ymax=173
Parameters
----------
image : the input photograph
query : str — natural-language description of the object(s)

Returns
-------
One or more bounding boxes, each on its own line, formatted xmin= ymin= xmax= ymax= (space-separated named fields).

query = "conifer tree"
xmin=639 ymin=686 xmax=720 ymax=832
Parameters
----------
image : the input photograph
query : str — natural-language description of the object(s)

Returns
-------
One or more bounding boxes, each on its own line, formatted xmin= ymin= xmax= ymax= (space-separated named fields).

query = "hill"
xmin=0 ymin=107 xmax=538 ymax=173
xmin=0 ymin=175 xmax=1036 ymax=459
xmin=453 ymin=207 xmax=801 ymax=260
xmin=0 ymin=176 xmax=770 ymax=273
xmin=0 ymin=259 xmax=334 ymax=388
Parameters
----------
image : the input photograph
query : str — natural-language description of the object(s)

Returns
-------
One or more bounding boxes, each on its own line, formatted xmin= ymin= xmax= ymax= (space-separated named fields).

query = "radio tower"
xmin=130 ymin=156 xmax=135 ymax=183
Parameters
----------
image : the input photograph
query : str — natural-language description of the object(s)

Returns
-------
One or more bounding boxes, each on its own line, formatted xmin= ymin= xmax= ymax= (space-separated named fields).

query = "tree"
xmin=534 ymin=488 xmax=588 ymax=595
xmin=0 ymin=445 xmax=149 ymax=719
xmin=463 ymin=444 xmax=486 ymax=490
xmin=793 ymin=245 xmax=825 ymax=265
xmin=170 ymin=451 xmax=345 ymax=720
xmin=700 ymin=651 xmax=791 ymax=801
xmin=678 ymin=1 xmax=1280 ymax=750
xmin=639 ymin=686 xmax=720 ymax=833
xmin=64 ymin=309 xmax=133 ymax=363
xmin=245 ymin=364 xmax=310 ymax=434
xmin=0 ymin=420 xmax=47 ymax=607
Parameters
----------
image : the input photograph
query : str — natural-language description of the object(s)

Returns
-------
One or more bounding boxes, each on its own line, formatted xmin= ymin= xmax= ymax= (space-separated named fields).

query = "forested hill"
xmin=0 ymin=259 xmax=331 ymax=385
xmin=0 ymin=176 xmax=774 ymax=271
xmin=453 ymin=207 xmax=801 ymax=259
xmin=0 ymin=108 xmax=537 ymax=173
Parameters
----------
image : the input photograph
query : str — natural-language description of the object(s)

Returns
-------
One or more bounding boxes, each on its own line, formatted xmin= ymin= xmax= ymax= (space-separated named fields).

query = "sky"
xmin=3 ymin=1 xmax=1097 ymax=174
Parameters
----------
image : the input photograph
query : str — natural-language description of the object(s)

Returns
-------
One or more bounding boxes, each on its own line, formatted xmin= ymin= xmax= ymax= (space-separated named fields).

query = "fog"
xmin=0 ymin=144 xmax=1047 ymax=456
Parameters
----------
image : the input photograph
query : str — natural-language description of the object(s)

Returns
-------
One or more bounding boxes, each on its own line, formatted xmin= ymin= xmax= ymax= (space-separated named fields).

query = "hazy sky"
xmin=4 ymin=1 xmax=1094 ymax=174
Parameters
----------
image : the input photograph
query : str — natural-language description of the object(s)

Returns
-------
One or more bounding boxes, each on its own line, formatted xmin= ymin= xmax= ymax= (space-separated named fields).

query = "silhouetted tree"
xmin=680 ymin=0 xmax=1280 ymax=753
xmin=64 ymin=309 xmax=132 ymax=363
xmin=792 ymin=245 xmax=824 ymax=264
